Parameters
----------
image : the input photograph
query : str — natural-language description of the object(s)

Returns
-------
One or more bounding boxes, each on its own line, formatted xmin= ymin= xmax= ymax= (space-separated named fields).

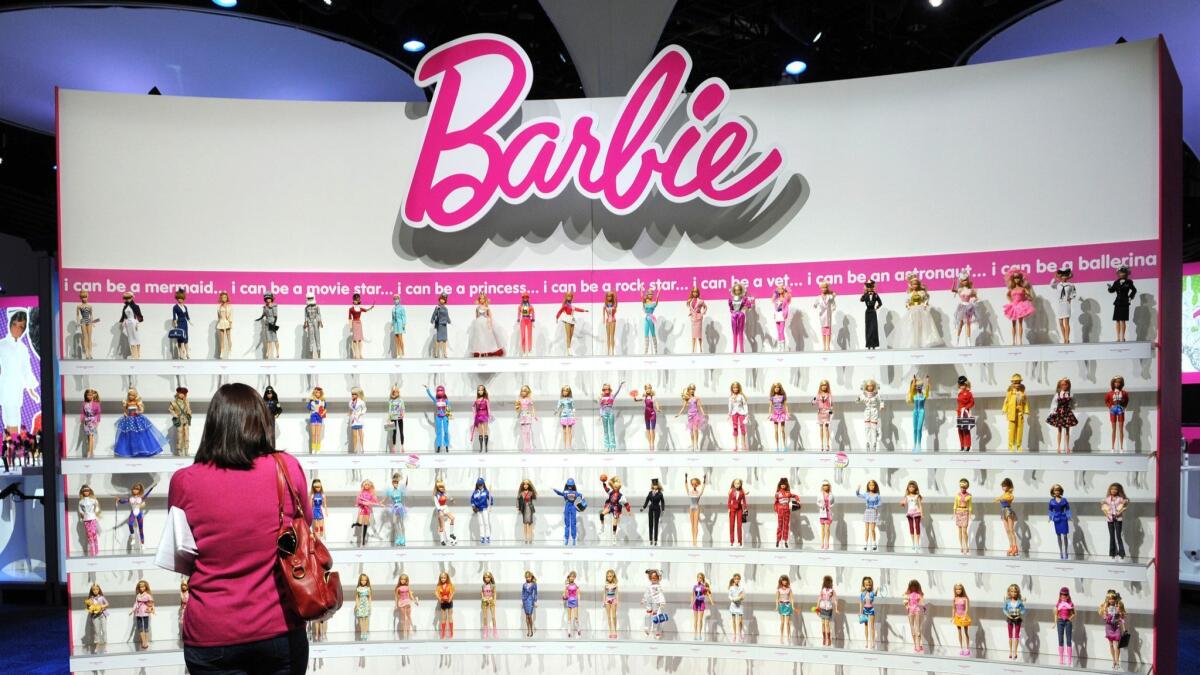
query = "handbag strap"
xmin=272 ymin=453 xmax=303 ymax=528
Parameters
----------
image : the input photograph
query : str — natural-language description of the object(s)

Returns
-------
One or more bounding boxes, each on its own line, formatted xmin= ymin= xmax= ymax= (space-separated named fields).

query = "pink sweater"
xmin=167 ymin=452 xmax=310 ymax=647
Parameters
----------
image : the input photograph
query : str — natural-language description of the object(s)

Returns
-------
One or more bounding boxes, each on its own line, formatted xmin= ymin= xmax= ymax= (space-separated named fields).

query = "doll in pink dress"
xmin=768 ymin=382 xmax=789 ymax=452
xmin=675 ymin=383 xmax=707 ymax=451
xmin=1002 ymin=270 xmax=1035 ymax=345
xmin=687 ymin=287 xmax=707 ymax=353
xmin=813 ymin=283 xmax=836 ymax=351
xmin=771 ymin=284 xmax=792 ymax=351
xmin=80 ymin=389 xmax=101 ymax=458
xmin=515 ymin=385 xmax=537 ymax=452
xmin=811 ymin=380 xmax=834 ymax=451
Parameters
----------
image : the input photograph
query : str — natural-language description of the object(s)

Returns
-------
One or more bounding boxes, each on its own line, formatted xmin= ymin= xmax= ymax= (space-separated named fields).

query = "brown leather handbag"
xmin=273 ymin=453 xmax=342 ymax=621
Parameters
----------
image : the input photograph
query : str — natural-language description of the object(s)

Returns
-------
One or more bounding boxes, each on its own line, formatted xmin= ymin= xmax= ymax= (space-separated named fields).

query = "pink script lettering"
xmin=404 ymin=34 xmax=786 ymax=231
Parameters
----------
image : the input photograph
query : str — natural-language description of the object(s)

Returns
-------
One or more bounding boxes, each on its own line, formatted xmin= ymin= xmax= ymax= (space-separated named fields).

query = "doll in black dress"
xmin=1107 ymin=266 xmax=1137 ymax=342
xmin=860 ymin=280 xmax=883 ymax=349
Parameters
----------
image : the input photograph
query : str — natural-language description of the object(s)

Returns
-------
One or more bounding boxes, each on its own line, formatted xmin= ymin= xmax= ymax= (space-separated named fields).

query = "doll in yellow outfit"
xmin=1001 ymin=374 xmax=1029 ymax=451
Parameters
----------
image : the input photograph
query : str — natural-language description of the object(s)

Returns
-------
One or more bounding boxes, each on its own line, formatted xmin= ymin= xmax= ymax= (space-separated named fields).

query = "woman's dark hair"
xmin=195 ymin=383 xmax=277 ymax=469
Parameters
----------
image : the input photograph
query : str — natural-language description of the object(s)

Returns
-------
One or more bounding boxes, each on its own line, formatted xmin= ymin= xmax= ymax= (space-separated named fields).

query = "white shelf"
xmin=67 ymin=634 xmax=1149 ymax=674
xmin=57 ymin=341 xmax=1153 ymax=376
xmin=64 ymin=544 xmax=1149 ymax=581
xmin=59 ymin=450 xmax=1151 ymax=475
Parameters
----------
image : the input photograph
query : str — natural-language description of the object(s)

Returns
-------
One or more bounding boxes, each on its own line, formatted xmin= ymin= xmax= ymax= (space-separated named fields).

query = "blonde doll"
xmin=728 ymin=381 xmax=749 ymax=451
xmin=767 ymin=382 xmax=788 ymax=452
xmin=75 ymin=290 xmax=99 ymax=359
xmin=215 ymin=291 xmax=232 ymax=359
xmin=816 ymin=575 xmax=838 ymax=646
xmin=307 ymin=387 xmax=326 ymax=453
xmin=812 ymin=380 xmax=834 ymax=451
xmin=1001 ymin=374 xmax=1029 ymax=452
xmin=691 ymin=572 xmax=713 ymax=639
xmin=433 ymin=479 xmax=457 ymax=546
xmin=817 ymin=480 xmax=835 ymax=550
xmin=952 ymin=583 xmax=972 ymax=656
xmin=855 ymin=480 xmax=881 ymax=551
xmin=310 ymin=479 xmax=326 ymax=540
xmin=1003 ymin=270 xmax=1035 ymax=345
xmin=598 ymin=382 xmax=624 ymax=451
xmin=556 ymin=385 xmax=577 ymax=449
xmin=1047 ymin=377 xmax=1078 ymax=453
xmin=954 ymin=478 xmax=973 ymax=554
xmin=995 ymin=477 xmax=1019 ymax=556
xmin=1004 ymin=584 xmax=1026 ymax=659
xmin=603 ymin=569 xmax=620 ymax=639
xmin=348 ymin=387 xmax=367 ymax=453
xmin=1100 ymin=589 xmax=1127 ymax=668
xmin=858 ymin=577 xmax=877 ymax=648
xmin=436 ymin=572 xmax=456 ymax=638
xmin=113 ymin=388 xmax=167 ymax=458
xmin=131 ymin=580 xmax=154 ymax=650
xmin=642 ymin=289 xmax=661 ymax=354
xmin=772 ymin=283 xmax=792 ymax=351
xmin=904 ymin=579 xmax=925 ymax=653
xmin=687 ymin=287 xmax=707 ymax=353
xmin=354 ymin=480 xmax=382 ymax=547
xmin=521 ymin=571 xmax=539 ymax=637
xmin=84 ymin=583 xmax=109 ymax=652
xmin=562 ymin=570 xmax=582 ymax=638
xmin=555 ymin=291 xmax=587 ymax=356
xmin=776 ymin=575 xmax=795 ymax=642
xmin=676 ymin=383 xmax=706 ymax=451
xmin=515 ymin=385 xmax=536 ymax=452
xmin=728 ymin=282 xmax=754 ymax=353
xmin=813 ymin=282 xmax=836 ymax=351
xmin=602 ymin=292 xmax=618 ymax=355
xmin=951 ymin=273 xmax=977 ymax=346
xmin=78 ymin=485 xmax=100 ymax=557
xmin=857 ymin=380 xmax=883 ymax=451
xmin=394 ymin=574 xmax=418 ymax=638
xmin=728 ymin=574 xmax=746 ymax=641
xmin=685 ymin=473 xmax=707 ymax=547
xmin=481 ymin=571 xmax=498 ymax=639
xmin=899 ymin=480 xmax=924 ymax=551
xmin=354 ymin=574 xmax=372 ymax=639
xmin=632 ymin=384 xmax=661 ymax=451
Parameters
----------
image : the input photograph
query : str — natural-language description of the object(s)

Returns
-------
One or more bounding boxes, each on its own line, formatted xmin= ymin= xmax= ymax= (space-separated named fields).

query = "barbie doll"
xmin=641 ymin=478 xmax=665 ymax=546
xmin=469 ymin=293 xmax=505 ymax=357
xmin=431 ymin=293 xmax=451 ymax=358
xmin=955 ymin=376 xmax=974 ymax=451
xmin=436 ymin=572 xmax=456 ymax=638
xmin=1056 ymin=587 xmax=1076 ymax=664
xmin=728 ymin=381 xmax=749 ymax=451
xmin=816 ymin=575 xmax=838 ymax=646
xmin=1048 ymin=484 xmax=1072 ymax=559
xmin=391 ymin=294 xmax=407 ymax=357
xmin=263 ymin=385 xmax=282 ymax=422
xmin=76 ymin=290 xmax=99 ymax=359
xmin=119 ymin=292 xmax=143 ymax=359
xmin=348 ymin=387 xmax=367 ymax=453
xmin=858 ymin=577 xmax=877 ymax=648
xmin=685 ymin=473 xmax=707 ymax=547
xmin=114 ymin=388 xmax=166 ymax=457
xmin=602 ymin=292 xmax=618 ymax=355
xmin=554 ymin=478 xmax=587 ymax=545
xmin=773 ymin=477 xmax=799 ymax=547
xmin=556 ymin=292 xmax=586 ymax=356
xmin=604 ymin=570 xmax=620 ymax=639
xmin=131 ymin=580 xmax=155 ymax=650
xmin=950 ymin=273 xmax=977 ymax=346
xmin=817 ymin=480 xmax=834 ymax=550
xmin=395 ymin=574 xmax=418 ymax=638
xmin=904 ymin=580 xmax=926 ymax=653
xmin=728 ymin=574 xmax=746 ymax=642
xmin=472 ymin=385 xmax=492 ymax=453
xmin=995 ymin=477 xmax=1018 ymax=556
xmin=354 ymin=479 xmax=382 ymax=546
xmin=354 ymin=574 xmax=373 ymax=640
xmin=775 ymin=575 xmax=795 ymax=642
xmin=78 ymin=485 xmax=100 ymax=557
xmin=517 ymin=479 xmax=537 ymax=544
xmin=812 ymin=380 xmax=834 ymax=451
xmin=899 ymin=480 xmax=923 ymax=551
xmin=642 ymin=289 xmax=661 ymax=354
xmin=171 ymin=289 xmax=190 ymax=359
xmin=168 ymin=387 xmax=192 ymax=456
xmin=858 ymin=380 xmax=883 ymax=451
xmin=216 ymin=291 xmax=232 ymax=359
xmin=897 ymin=275 xmax=938 ymax=348
xmin=385 ymin=472 xmax=408 ymax=546
xmin=556 ymin=386 xmax=577 ymax=449
xmin=691 ymin=573 xmax=713 ymax=639
xmin=687 ymin=287 xmax=707 ymax=352
xmin=728 ymin=283 xmax=753 ymax=353
xmin=1002 ymin=374 xmax=1029 ymax=452
xmin=471 ymin=477 xmax=494 ymax=544
xmin=954 ymin=478 xmax=972 ymax=554
xmin=772 ymin=283 xmax=792 ymax=351
xmin=256 ymin=293 xmax=280 ymax=359
xmin=515 ymin=385 xmax=536 ymax=452
xmin=1108 ymin=266 xmax=1137 ymax=341
xmin=642 ymin=569 xmax=668 ymax=639
xmin=310 ymin=479 xmax=325 ymax=540
xmin=1003 ymin=270 xmax=1035 ymax=345
xmin=907 ymin=375 xmax=931 ymax=452
xmin=303 ymin=293 xmax=323 ymax=358
xmin=727 ymin=478 xmax=747 ymax=546
xmin=813 ymin=282 xmax=836 ymax=351
xmin=433 ymin=479 xmax=458 ymax=546
xmin=632 ymin=384 xmax=661 ymax=450
xmin=859 ymin=280 xmax=883 ymax=350
xmin=1051 ymin=268 xmax=1077 ymax=343
xmin=676 ymin=384 xmax=707 ymax=451
xmin=1004 ymin=584 xmax=1026 ymax=659
xmin=84 ymin=583 xmax=109 ymax=652
xmin=1047 ymin=377 xmax=1078 ymax=453
xmin=517 ymin=292 xmax=536 ymax=356
xmin=348 ymin=293 xmax=375 ymax=359
xmin=387 ymin=386 xmax=405 ymax=453
xmin=80 ymin=389 xmax=101 ymax=458
xmin=480 ymin=572 xmax=498 ymax=638
xmin=767 ymin=382 xmax=789 ymax=452
xmin=1105 ymin=376 xmax=1129 ymax=451
xmin=1102 ymin=482 xmax=1129 ymax=560
xmin=424 ymin=385 xmax=452 ymax=452
xmin=1100 ymin=589 xmax=1128 ymax=667
xmin=598 ymin=382 xmax=624 ymax=451
xmin=598 ymin=475 xmax=629 ymax=542
xmin=951 ymin=584 xmax=972 ymax=655
xmin=855 ymin=480 xmax=881 ymax=551
xmin=562 ymin=571 xmax=582 ymax=637
xmin=521 ymin=571 xmax=539 ymax=637
xmin=307 ymin=387 xmax=326 ymax=452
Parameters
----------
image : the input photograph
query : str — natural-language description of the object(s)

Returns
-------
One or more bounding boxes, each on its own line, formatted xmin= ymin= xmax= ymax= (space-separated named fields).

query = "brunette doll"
xmin=348 ymin=293 xmax=375 ymax=359
xmin=472 ymin=385 xmax=492 ymax=453
xmin=255 ymin=293 xmax=280 ymax=359
xmin=773 ymin=477 xmax=799 ymax=547
xmin=951 ymin=273 xmax=977 ymax=346
xmin=727 ymin=478 xmax=748 ymax=547
xmin=816 ymin=575 xmax=838 ymax=646
xmin=641 ymin=478 xmax=666 ymax=546
xmin=517 ymin=292 xmax=536 ymax=356
xmin=480 ymin=572 xmax=498 ymax=638
xmin=119 ymin=292 xmax=143 ymax=359
xmin=728 ymin=574 xmax=746 ymax=641
xmin=691 ymin=572 xmax=713 ymax=639
xmin=1107 ymin=266 xmax=1137 ymax=342
xmin=556 ymin=385 xmax=577 ymax=449
xmin=348 ymin=387 xmax=367 ymax=454
xmin=642 ymin=289 xmax=660 ymax=354
xmin=855 ymin=480 xmax=881 ymax=551
xmin=1101 ymin=482 xmax=1130 ymax=560
xmin=687 ymin=287 xmax=707 ymax=353
xmin=84 ymin=583 xmax=109 ymax=652
xmin=859 ymin=280 xmax=883 ymax=349
xmin=80 ymin=389 xmax=101 ymax=458
xmin=816 ymin=480 xmax=835 ymax=550
xmin=515 ymin=385 xmax=537 ymax=452
xmin=354 ymin=479 xmax=382 ymax=547
xmin=113 ymin=388 xmax=166 ymax=457
xmin=168 ymin=387 xmax=192 ymax=456
xmin=954 ymin=478 xmax=973 ymax=554
xmin=1047 ymin=377 xmax=1078 ymax=453
xmin=813 ymin=282 xmax=836 ymax=351
xmin=1004 ymin=584 xmax=1026 ymax=659
xmin=1051 ymin=267 xmax=1077 ymax=343
xmin=215 ymin=291 xmax=232 ymax=359
xmin=776 ymin=575 xmax=796 ymax=642
xmin=772 ymin=283 xmax=792 ymax=351
xmin=728 ymin=283 xmax=754 ymax=353
xmin=955 ymin=376 xmax=974 ymax=451
xmin=951 ymin=583 xmax=972 ymax=656
xmin=676 ymin=383 xmax=706 ymax=451
xmin=470 ymin=477 xmax=494 ymax=544
xmin=263 ymin=385 xmax=282 ymax=421
xmin=424 ymin=385 xmax=452 ymax=453
xmin=1003 ymin=270 xmax=1035 ymax=345
xmin=728 ymin=381 xmax=749 ymax=451
xmin=632 ymin=384 xmax=661 ymax=451
xmin=556 ymin=292 xmax=587 ymax=356
xmin=131 ymin=580 xmax=155 ymax=650
xmin=171 ymin=289 xmax=190 ymax=359
xmin=517 ymin=479 xmax=537 ymax=544
xmin=858 ymin=380 xmax=883 ymax=451
xmin=310 ymin=479 xmax=326 ymax=540
xmin=562 ymin=571 xmax=582 ymax=638
xmin=1056 ymin=586 xmax=1077 ymax=664
xmin=307 ymin=387 xmax=327 ymax=453
xmin=604 ymin=570 xmax=620 ymax=639
xmin=812 ymin=380 xmax=834 ymax=451
xmin=354 ymin=574 xmax=372 ymax=639
xmin=394 ymin=574 xmax=418 ymax=638
xmin=767 ymin=382 xmax=789 ymax=452
xmin=387 ymin=386 xmax=405 ymax=453
xmin=684 ymin=473 xmax=707 ymax=547
xmin=598 ymin=382 xmax=624 ymax=451
xmin=391 ymin=294 xmax=407 ymax=357
xmin=75 ymin=290 xmax=99 ymax=359
xmin=899 ymin=480 xmax=924 ymax=552
xmin=1105 ymin=376 xmax=1129 ymax=451
xmin=995 ymin=477 xmax=1019 ymax=556
xmin=430 ymin=293 xmax=451 ymax=358
xmin=904 ymin=579 xmax=926 ymax=653
xmin=436 ymin=572 xmax=456 ymax=638
xmin=1048 ymin=484 xmax=1072 ymax=560
xmin=78 ymin=484 xmax=101 ymax=557
xmin=1100 ymin=589 xmax=1127 ymax=668
xmin=1001 ymin=373 xmax=1029 ymax=452
xmin=858 ymin=577 xmax=878 ymax=648
xmin=602 ymin=292 xmax=618 ymax=355
xmin=521 ymin=571 xmax=539 ymax=637
xmin=303 ymin=293 xmax=323 ymax=359
xmin=469 ymin=293 xmax=504 ymax=357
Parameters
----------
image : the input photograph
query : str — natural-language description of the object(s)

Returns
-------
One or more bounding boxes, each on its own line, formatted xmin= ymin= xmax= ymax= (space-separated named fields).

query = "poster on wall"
xmin=1184 ymin=262 xmax=1200 ymax=383
xmin=0 ymin=295 xmax=45 ymax=582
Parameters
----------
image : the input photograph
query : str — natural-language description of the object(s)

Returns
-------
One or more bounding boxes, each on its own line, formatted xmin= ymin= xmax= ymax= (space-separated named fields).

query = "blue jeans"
xmin=1056 ymin=618 xmax=1073 ymax=646
xmin=184 ymin=628 xmax=308 ymax=675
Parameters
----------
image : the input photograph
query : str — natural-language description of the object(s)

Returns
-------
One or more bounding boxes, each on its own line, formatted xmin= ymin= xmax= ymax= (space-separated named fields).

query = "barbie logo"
xmin=403 ymin=34 xmax=787 ymax=232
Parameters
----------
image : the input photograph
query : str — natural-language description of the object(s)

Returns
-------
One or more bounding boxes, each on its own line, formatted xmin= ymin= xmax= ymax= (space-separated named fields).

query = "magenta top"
xmin=168 ymin=452 xmax=309 ymax=647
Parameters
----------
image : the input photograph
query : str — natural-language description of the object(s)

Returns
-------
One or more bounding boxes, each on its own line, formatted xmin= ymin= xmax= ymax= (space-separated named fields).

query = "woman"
xmin=156 ymin=383 xmax=311 ymax=673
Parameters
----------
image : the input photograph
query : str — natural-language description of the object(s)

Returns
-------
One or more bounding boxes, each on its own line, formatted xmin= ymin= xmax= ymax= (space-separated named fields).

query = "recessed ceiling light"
xmin=402 ymin=39 xmax=426 ymax=53
xmin=784 ymin=60 xmax=807 ymax=76
xmin=212 ymin=0 xmax=238 ymax=8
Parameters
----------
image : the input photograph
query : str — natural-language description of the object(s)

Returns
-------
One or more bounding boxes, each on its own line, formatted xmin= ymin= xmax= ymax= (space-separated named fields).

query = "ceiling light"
xmin=402 ymin=39 xmax=426 ymax=53
xmin=813 ymin=31 xmax=823 ymax=43
xmin=929 ymin=0 xmax=944 ymax=7
xmin=784 ymin=60 xmax=807 ymax=76
xmin=212 ymin=0 xmax=237 ymax=8
xmin=322 ymin=0 xmax=332 ymax=5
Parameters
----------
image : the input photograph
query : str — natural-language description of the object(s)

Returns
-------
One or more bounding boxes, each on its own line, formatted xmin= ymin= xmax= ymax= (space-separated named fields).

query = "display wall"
xmin=55 ymin=36 xmax=1181 ymax=674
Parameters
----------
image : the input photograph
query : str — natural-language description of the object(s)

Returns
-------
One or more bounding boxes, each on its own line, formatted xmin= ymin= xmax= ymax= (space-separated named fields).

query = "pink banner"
xmin=59 ymin=239 xmax=1159 ymax=305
